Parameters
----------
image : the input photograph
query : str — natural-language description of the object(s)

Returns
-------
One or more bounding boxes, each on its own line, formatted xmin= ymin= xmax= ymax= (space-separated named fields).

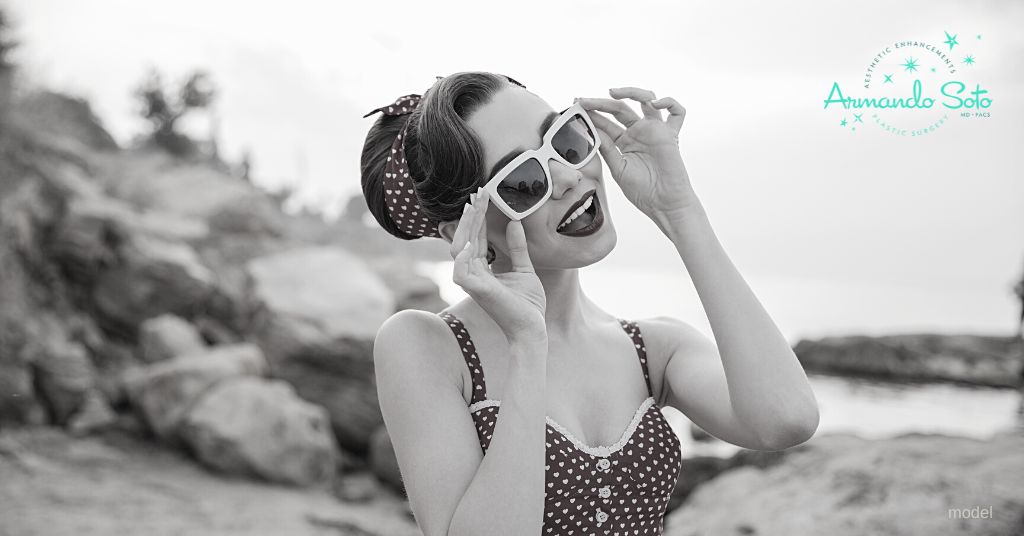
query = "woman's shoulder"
xmin=629 ymin=315 xmax=709 ymax=357
xmin=373 ymin=307 xmax=469 ymax=390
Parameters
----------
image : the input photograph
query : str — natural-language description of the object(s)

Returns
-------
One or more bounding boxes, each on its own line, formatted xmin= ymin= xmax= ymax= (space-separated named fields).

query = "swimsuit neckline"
xmin=469 ymin=396 xmax=657 ymax=457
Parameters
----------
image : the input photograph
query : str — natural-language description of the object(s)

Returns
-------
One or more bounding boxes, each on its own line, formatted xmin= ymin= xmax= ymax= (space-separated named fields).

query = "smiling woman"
xmin=360 ymin=71 xmax=819 ymax=536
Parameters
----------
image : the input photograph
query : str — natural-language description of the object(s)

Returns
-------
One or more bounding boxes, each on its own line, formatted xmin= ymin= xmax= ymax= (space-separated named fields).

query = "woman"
xmin=362 ymin=72 xmax=819 ymax=535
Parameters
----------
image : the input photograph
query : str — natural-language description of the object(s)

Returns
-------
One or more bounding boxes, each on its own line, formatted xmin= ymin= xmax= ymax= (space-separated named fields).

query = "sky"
xmin=4 ymin=0 xmax=1023 ymax=339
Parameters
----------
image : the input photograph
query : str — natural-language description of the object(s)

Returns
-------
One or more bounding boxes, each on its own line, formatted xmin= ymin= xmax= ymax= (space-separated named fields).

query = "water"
xmin=418 ymin=261 xmax=1023 ymax=458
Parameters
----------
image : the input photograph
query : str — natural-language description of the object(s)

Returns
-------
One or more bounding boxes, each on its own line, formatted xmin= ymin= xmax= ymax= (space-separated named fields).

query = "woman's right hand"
xmin=451 ymin=187 xmax=547 ymax=342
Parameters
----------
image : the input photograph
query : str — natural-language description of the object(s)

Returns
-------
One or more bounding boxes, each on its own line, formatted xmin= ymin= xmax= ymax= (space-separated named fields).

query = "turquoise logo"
xmin=824 ymin=31 xmax=993 ymax=136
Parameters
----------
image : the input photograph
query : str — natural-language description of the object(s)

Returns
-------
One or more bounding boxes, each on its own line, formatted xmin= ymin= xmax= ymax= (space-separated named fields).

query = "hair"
xmin=360 ymin=71 xmax=523 ymax=240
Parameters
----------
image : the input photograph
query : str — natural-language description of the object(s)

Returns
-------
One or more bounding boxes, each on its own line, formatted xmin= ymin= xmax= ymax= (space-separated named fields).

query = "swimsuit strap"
xmin=438 ymin=311 xmax=489 ymax=404
xmin=617 ymin=319 xmax=654 ymax=398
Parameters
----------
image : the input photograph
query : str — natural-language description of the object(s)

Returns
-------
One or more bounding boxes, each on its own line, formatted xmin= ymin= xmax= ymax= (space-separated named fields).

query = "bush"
xmin=133 ymin=67 xmax=217 ymax=157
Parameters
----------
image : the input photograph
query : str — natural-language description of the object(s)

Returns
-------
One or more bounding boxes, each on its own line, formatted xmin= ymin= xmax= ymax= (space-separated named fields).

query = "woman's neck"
xmin=490 ymin=259 xmax=596 ymax=340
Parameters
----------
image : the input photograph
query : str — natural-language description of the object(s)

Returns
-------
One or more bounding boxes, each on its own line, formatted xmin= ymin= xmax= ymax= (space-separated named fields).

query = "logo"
xmin=823 ymin=31 xmax=993 ymax=137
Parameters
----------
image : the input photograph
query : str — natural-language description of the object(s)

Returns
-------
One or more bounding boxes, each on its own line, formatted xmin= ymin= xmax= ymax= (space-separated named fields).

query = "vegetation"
xmin=133 ymin=67 xmax=216 ymax=156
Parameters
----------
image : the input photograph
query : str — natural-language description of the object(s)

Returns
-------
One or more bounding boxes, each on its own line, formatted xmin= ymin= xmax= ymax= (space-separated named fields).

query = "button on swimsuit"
xmin=438 ymin=311 xmax=684 ymax=535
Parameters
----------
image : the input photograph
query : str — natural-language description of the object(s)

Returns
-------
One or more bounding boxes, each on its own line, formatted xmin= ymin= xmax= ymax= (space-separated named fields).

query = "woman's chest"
xmin=470 ymin=403 xmax=683 ymax=500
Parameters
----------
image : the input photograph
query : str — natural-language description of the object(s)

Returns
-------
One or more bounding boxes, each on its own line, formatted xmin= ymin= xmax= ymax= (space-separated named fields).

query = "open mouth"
xmin=556 ymin=189 xmax=604 ymax=237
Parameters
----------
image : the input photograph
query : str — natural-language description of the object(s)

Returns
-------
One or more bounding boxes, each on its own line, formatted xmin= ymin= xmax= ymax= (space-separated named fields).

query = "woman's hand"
xmin=578 ymin=87 xmax=701 ymax=225
xmin=451 ymin=188 xmax=547 ymax=342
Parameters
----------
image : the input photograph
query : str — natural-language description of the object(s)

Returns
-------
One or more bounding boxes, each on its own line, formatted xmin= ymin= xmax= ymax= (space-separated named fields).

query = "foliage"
xmin=0 ymin=7 xmax=16 ymax=71
xmin=132 ymin=67 xmax=217 ymax=156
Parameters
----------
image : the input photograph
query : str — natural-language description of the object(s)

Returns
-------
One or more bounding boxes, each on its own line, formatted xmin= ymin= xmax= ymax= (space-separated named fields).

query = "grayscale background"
xmin=0 ymin=0 xmax=1021 ymax=534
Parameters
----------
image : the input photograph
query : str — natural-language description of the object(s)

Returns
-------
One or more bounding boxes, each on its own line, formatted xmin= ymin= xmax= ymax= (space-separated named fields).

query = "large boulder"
xmin=122 ymin=343 xmax=267 ymax=440
xmin=245 ymin=246 xmax=395 ymax=363
xmin=275 ymin=365 xmax=382 ymax=454
xmin=245 ymin=247 xmax=395 ymax=452
xmin=181 ymin=377 xmax=338 ymax=486
xmin=665 ymin=431 xmax=1024 ymax=536
xmin=366 ymin=256 xmax=448 ymax=313
xmin=138 ymin=314 xmax=205 ymax=363
xmin=92 ymin=233 xmax=216 ymax=336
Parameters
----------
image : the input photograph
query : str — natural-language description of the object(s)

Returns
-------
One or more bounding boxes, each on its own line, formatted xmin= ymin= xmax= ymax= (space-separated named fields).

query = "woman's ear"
xmin=437 ymin=220 xmax=458 ymax=243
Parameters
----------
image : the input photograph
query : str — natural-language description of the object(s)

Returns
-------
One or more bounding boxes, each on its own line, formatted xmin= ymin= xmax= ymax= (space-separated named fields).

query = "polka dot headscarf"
xmin=362 ymin=74 xmax=529 ymax=240
xmin=362 ymin=93 xmax=441 ymax=239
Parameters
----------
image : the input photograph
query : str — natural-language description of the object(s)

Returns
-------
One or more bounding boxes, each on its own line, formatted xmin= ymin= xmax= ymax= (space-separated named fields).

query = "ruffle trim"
xmin=468 ymin=396 xmax=656 ymax=457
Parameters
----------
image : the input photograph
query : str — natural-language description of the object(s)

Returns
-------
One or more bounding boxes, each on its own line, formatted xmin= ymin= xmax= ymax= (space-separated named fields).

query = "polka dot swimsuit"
xmin=438 ymin=311 xmax=683 ymax=535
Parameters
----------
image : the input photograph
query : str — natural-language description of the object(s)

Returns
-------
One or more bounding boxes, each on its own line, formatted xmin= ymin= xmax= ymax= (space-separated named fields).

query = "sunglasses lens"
xmin=496 ymin=158 xmax=548 ymax=213
xmin=552 ymin=114 xmax=597 ymax=165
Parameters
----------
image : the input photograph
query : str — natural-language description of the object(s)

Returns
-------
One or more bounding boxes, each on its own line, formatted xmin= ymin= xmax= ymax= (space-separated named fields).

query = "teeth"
xmin=557 ymin=195 xmax=595 ymax=230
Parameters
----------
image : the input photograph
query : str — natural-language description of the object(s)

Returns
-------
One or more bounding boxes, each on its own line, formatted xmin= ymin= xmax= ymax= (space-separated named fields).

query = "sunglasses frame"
xmin=481 ymin=102 xmax=601 ymax=221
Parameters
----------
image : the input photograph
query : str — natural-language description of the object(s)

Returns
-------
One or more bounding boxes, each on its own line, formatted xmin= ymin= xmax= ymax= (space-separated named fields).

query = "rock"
xmin=669 ymin=446 xmax=801 ymax=511
xmin=246 ymin=247 xmax=395 ymax=364
xmin=665 ymin=431 xmax=1024 ymax=536
xmin=275 ymin=362 xmax=382 ymax=454
xmin=67 ymin=389 xmax=117 ymax=436
xmin=332 ymin=471 xmax=383 ymax=503
xmin=366 ymin=256 xmax=447 ymax=313
xmin=180 ymin=377 xmax=338 ymax=486
xmin=139 ymin=314 xmax=205 ymax=363
xmin=32 ymin=335 xmax=95 ymax=424
xmin=122 ymin=343 xmax=267 ymax=440
xmin=794 ymin=334 xmax=1023 ymax=388
xmin=0 ymin=309 xmax=47 ymax=425
xmin=90 ymin=340 xmax=140 ymax=408
xmin=668 ymin=455 xmax=733 ymax=510
xmin=92 ymin=233 xmax=215 ymax=336
xmin=369 ymin=425 xmax=403 ymax=493
xmin=0 ymin=427 xmax=422 ymax=536
xmin=50 ymin=195 xmax=209 ymax=287
xmin=246 ymin=247 xmax=394 ymax=452
xmin=14 ymin=90 xmax=119 ymax=152
xmin=0 ymin=361 xmax=47 ymax=425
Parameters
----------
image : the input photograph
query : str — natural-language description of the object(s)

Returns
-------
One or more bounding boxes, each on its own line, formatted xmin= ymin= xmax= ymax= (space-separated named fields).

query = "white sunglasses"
xmin=481 ymin=102 xmax=601 ymax=221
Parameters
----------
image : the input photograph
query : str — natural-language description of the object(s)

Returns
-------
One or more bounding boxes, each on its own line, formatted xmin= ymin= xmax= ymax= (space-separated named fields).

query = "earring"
xmin=486 ymin=244 xmax=495 ymax=264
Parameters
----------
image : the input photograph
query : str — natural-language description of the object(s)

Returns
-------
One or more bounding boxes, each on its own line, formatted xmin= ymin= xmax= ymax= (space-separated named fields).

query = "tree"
xmin=0 ymin=7 xmax=15 ymax=72
xmin=0 ymin=7 xmax=18 ymax=122
xmin=133 ymin=67 xmax=216 ymax=156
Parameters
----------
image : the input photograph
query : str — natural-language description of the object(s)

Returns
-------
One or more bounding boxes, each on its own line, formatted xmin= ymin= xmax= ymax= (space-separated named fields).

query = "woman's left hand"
xmin=578 ymin=87 xmax=701 ymax=224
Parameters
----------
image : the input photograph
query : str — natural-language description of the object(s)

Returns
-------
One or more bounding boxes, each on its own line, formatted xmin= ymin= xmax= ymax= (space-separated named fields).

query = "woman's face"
xmin=464 ymin=85 xmax=617 ymax=270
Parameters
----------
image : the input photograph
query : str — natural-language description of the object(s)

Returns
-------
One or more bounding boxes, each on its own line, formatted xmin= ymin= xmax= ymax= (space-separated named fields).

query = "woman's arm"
xmin=375 ymin=309 xmax=549 ymax=536
xmin=578 ymin=87 xmax=818 ymax=451
xmin=647 ymin=202 xmax=820 ymax=451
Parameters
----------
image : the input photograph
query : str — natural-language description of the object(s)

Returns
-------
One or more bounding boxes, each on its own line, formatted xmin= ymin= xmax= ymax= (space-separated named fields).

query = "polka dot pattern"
xmin=438 ymin=311 xmax=683 ymax=534
xmin=363 ymin=93 xmax=441 ymax=239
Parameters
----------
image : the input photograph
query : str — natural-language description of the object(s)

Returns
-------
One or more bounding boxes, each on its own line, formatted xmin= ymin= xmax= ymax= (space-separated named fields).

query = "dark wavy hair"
xmin=360 ymin=72 xmax=525 ymax=240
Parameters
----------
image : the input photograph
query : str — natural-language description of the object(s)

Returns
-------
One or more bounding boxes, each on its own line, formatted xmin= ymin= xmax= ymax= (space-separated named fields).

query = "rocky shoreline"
xmin=2 ymin=87 xmax=1023 ymax=535
xmin=794 ymin=334 xmax=1023 ymax=388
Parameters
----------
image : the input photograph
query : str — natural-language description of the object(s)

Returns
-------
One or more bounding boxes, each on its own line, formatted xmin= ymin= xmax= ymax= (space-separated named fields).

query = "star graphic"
xmin=944 ymin=31 xmax=959 ymax=50
xmin=840 ymin=118 xmax=848 ymax=127
xmin=902 ymin=57 xmax=920 ymax=72
xmin=963 ymin=55 xmax=976 ymax=65
xmin=853 ymin=113 xmax=863 ymax=123
xmin=977 ymin=34 xmax=982 ymax=40
xmin=931 ymin=67 xmax=937 ymax=73
xmin=883 ymin=74 xmax=894 ymax=83
xmin=852 ymin=127 xmax=857 ymax=132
